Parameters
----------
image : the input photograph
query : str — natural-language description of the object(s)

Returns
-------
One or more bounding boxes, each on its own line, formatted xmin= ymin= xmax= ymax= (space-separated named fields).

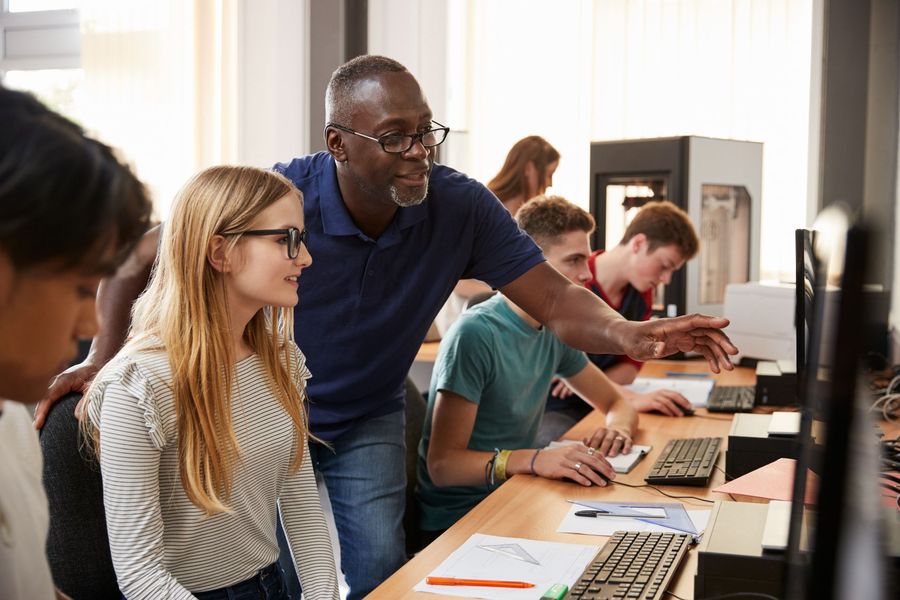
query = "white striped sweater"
xmin=87 ymin=346 xmax=338 ymax=600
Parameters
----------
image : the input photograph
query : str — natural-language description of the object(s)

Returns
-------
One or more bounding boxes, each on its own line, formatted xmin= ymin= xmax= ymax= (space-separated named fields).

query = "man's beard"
xmin=348 ymin=168 xmax=429 ymax=207
xmin=390 ymin=180 xmax=429 ymax=207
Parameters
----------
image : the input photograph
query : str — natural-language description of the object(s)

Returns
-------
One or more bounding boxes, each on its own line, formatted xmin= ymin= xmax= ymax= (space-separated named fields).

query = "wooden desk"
xmin=372 ymin=361 xmax=754 ymax=599
xmin=416 ymin=341 xmax=440 ymax=363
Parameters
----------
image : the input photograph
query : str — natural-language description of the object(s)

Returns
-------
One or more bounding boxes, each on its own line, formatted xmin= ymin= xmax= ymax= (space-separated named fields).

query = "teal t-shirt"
xmin=416 ymin=294 xmax=588 ymax=531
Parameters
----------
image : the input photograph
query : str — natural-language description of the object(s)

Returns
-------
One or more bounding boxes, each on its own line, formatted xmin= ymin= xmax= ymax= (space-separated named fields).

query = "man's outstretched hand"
xmin=626 ymin=314 xmax=738 ymax=373
xmin=33 ymin=361 xmax=100 ymax=429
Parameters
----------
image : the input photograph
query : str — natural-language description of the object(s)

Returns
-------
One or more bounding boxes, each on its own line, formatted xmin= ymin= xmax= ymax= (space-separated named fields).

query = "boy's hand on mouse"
xmin=533 ymin=443 xmax=614 ymax=487
xmin=629 ymin=389 xmax=693 ymax=416
xmin=584 ymin=427 xmax=633 ymax=457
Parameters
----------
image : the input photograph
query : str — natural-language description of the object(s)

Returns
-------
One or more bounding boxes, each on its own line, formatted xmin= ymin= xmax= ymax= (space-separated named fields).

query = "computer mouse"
xmin=680 ymin=407 xmax=695 ymax=417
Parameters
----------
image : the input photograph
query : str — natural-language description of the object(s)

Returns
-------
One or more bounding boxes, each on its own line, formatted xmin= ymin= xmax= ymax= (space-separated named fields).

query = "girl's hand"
xmin=532 ymin=443 xmax=615 ymax=487
xmin=584 ymin=428 xmax=633 ymax=457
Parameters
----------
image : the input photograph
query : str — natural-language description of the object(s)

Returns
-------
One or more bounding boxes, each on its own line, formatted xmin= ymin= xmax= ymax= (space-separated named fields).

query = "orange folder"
xmin=712 ymin=458 xmax=819 ymax=504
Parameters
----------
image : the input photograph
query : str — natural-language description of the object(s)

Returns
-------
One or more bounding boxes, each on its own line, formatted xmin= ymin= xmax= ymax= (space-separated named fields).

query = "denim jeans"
xmin=193 ymin=563 xmax=287 ymax=600
xmin=309 ymin=409 xmax=407 ymax=600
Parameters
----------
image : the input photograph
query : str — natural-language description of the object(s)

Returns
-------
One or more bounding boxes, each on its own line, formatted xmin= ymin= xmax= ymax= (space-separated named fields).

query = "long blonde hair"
xmin=84 ymin=166 xmax=310 ymax=515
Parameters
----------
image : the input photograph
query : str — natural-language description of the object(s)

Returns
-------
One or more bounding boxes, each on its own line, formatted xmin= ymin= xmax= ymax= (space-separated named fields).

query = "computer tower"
xmin=589 ymin=136 xmax=763 ymax=317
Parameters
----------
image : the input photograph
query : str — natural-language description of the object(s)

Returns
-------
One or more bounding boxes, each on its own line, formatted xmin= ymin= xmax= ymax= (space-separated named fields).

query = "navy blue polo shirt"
xmin=274 ymin=152 xmax=545 ymax=441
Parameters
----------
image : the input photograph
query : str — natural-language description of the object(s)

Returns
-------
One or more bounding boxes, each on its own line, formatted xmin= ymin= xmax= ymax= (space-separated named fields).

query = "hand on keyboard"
xmin=533 ymin=442 xmax=615 ymax=487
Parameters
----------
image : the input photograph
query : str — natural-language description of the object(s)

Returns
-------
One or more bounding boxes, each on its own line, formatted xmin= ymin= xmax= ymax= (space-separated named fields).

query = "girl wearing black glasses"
xmin=82 ymin=166 xmax=338 ymax=600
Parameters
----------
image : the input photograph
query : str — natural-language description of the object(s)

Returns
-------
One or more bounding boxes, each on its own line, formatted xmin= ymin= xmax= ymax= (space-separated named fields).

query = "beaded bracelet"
xmin=494 ymin=449 xmax=512 ymax=482
xmin=530 ymin=448 xmax=542 ymax=475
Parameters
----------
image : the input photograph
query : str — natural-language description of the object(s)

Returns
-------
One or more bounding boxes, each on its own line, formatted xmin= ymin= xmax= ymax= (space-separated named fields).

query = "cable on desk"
xmin=611 ymin=480 xmax=716 ymax=505
xmin=870 ymin=393 xmax=900 ymax=424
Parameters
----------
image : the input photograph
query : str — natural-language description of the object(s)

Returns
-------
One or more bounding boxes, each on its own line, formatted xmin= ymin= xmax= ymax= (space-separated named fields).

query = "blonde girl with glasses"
xmin=81 ymin=166 xmax=338 ymax=600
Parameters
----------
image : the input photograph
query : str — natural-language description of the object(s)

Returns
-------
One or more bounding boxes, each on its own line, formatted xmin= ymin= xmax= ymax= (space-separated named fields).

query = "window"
xmin=1 ymin=0 xmax=81 ymax=119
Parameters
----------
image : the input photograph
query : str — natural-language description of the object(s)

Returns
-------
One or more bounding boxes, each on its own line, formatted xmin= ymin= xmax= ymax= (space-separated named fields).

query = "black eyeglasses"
xmin=325 ymin=120 xmax=449 ymax=154
xmin=224 ymin=227 xmax=308 ymax=260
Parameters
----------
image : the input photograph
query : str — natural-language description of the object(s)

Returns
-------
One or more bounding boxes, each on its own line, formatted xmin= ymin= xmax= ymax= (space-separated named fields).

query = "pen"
xmin=425 ymin=576 xmax=535 ymax=588
xmin=575 ymin=509 xmax=665 ymax=518
xmin=665 ymin=371 xmax=711 ymax=378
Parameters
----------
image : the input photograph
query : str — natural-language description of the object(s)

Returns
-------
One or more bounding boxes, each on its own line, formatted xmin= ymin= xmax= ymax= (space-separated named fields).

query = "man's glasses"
xmin=325 ymin=120 xmax=449 ymax=154
xmin=224 ymin=227 xmax=308 ymax=260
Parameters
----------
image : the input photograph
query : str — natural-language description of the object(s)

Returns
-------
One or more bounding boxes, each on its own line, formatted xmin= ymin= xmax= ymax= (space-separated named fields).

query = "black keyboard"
xmin=645 ymin=437 xmax=722 ymax=486
xmin=706 ymin=385 xmax=756 ymax=412
xmin=566 ymin=531 xmax=692 ymax=599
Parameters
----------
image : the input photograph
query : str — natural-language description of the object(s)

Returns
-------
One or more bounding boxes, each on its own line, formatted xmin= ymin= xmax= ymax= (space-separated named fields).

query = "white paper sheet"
xmin=556 ymin=502 xmax=711 ymax=538
xmin=625 ymin=377 xmax=715 ymax=407
xmin=413 ymin=533 xmax=599 ymax=599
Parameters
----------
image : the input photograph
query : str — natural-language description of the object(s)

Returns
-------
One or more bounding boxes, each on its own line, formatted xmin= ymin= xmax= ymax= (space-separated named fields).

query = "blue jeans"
xmin=309 ymin=410 xmax=407 ymax=600
xmin=192 ymin=563 xmax=287 ymax=600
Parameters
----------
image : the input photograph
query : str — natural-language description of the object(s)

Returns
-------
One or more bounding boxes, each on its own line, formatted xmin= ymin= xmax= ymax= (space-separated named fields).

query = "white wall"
xmin=367 ymin=0 xmax=815 ymax=283
xmin=367 ymin=0 xmax=448 ymax=122
xmin=236 ymin=0 xmax=309 ymax=168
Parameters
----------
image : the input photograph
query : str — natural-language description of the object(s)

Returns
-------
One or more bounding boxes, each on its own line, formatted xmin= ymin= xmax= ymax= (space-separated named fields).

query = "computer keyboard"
xmin=645 ymin=437 xmax=722 ymax=486
xmin=706 ymin=385 xmax=756 ymax=413
xmin=566 ymin=531 xmax=692 ymax=599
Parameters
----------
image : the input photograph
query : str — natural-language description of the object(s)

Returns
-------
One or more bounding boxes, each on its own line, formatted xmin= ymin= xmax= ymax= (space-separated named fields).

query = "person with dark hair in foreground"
xmin=34 ymin=55 xmax=737 ymax=599
xmin=0 ymin=85 xmax=152 ymax=599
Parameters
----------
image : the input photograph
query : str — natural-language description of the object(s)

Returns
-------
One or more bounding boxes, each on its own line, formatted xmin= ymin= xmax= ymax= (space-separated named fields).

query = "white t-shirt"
xmin=0 ymin=401 xmax=56 ymax=600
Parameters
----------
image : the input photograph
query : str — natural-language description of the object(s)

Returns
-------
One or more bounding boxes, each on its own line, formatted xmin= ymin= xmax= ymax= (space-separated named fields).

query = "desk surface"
xmin=416 ymin=340 xmax=441 ymax=363
xmin=372 ymin=360 xmax=758 ymax=599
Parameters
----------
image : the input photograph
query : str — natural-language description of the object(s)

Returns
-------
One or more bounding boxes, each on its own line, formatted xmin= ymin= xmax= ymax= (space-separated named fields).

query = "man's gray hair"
xmin=325 ymin=55 xmax=408 ymax=125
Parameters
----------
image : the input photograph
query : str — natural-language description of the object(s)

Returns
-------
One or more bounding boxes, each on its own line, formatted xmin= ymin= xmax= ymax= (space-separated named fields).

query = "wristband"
xmin=530 ymin=448 xmax=542 ymax=475
xmin=485 ymin=448 xmax=500 ymax=486
xmin=494 ymin=449 xmax=512 ymax=482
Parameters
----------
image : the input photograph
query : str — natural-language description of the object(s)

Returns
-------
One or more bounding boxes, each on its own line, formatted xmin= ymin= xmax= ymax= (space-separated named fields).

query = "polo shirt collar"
xmin=317 ymin=156 xmax=430 ymax=241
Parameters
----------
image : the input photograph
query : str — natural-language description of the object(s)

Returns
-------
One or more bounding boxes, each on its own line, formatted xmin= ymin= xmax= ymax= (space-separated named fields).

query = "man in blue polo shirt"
xmin=37 ymin=55 xmax=738 ymax=599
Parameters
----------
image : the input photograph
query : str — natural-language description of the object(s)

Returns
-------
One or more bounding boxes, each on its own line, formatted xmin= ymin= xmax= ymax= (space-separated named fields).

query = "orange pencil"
xmin=426 ymin=576 xmax=535 ymax=588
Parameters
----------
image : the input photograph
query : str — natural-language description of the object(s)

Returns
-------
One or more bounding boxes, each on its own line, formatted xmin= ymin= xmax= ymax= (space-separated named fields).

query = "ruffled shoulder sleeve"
xmin=288 ymin=343 xmax=313 ymax=393
xmin=86 ymin=352 xmax=173 ymax=451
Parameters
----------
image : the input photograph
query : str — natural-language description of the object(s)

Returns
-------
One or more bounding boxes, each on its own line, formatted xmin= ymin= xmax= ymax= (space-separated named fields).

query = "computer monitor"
xmin=783 ymin=205 xmax=888 ymax=599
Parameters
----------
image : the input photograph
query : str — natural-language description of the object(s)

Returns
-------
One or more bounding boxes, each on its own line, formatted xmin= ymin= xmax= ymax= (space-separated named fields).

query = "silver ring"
xmin=574 ymin=462 xmax=582 ymax=472
xmin=587 ymin=447 xmax=596 ymax=456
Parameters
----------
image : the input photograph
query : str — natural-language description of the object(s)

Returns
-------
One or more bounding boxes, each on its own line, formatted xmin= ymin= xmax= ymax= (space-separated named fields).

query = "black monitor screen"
xmin=783 ymin=206 xmax=880 ymax=599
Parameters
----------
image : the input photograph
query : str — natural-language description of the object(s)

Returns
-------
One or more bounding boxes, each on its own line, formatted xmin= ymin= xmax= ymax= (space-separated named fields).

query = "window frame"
xmin=0 ymin=0 xmax=80 ymax=74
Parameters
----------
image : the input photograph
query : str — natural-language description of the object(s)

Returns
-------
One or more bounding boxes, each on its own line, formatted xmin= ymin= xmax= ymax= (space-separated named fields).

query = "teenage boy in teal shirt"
xmin=538 ymin=201 xmax=700 ymax=446
xmin=417 ymin=196 xmax=638 ymax=537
